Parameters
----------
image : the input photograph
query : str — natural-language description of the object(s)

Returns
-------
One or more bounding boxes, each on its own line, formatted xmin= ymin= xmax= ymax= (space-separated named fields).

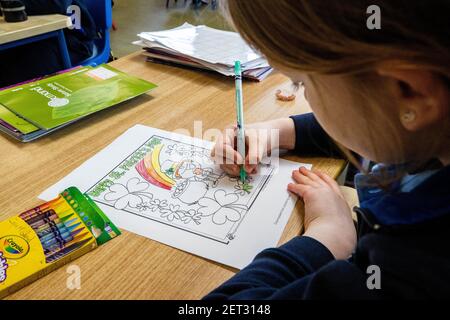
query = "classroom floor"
xmin=110 ymin=0 xmax=230 ymax=58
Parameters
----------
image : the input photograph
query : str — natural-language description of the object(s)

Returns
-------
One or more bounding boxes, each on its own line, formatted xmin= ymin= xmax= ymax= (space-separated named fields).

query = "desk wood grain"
xmin=0 ymin=14 xmax=71 ymax=45
xmin=0 ymin=52 xmax=345 ymax=299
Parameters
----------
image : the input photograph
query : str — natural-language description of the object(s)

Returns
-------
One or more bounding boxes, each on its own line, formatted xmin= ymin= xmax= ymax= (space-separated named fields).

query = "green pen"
xmin=234 ymin=61 xmax=247 ymax=183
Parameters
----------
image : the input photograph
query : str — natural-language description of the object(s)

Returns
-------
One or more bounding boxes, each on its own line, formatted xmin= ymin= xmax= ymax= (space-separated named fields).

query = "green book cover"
xmin=0 ymin=65 xmax=157 ymax=130
xmin=0 ymin=104 xmax=39 ymax=134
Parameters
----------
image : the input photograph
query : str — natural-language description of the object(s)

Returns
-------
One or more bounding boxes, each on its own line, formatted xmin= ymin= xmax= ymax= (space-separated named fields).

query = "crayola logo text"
xmin=0 ymin=252 xmax=8 ymax=283
xmin=0 ymin=236 xmax=30 ymax=260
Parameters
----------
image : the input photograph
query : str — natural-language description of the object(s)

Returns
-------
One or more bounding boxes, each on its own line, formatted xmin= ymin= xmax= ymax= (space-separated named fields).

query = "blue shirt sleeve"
xmin=290 ymin=113 xmax=343 ymax=157
xmin=203 ymin=236 xmax=334 ymax=300
xmin=203 ymin=236 xmax=376 ymax=300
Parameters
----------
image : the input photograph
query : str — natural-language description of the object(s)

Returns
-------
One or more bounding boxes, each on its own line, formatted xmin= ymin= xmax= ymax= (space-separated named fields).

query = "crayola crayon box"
xmin=0 ymin=187 xmax=120 ymax=298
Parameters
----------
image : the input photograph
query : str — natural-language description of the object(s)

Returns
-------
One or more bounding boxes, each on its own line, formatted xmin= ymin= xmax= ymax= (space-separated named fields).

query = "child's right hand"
xmin=211 ymin=118 xmax=296 ymax=176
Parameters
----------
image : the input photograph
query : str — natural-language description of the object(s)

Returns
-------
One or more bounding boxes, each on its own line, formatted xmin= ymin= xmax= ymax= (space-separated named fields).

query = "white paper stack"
xmin=133 ymin=23 xmax=273 ymax=81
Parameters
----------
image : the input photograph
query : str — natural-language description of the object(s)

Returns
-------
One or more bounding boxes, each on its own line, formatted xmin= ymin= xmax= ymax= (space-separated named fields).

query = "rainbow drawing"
xmin=136 ymin=144 xmax=176 ymax=190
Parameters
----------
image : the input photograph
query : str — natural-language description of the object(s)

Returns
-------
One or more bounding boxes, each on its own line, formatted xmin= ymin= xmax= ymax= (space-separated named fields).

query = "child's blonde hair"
xmin=223 ymin=1 xmax=450 ymax=77
xmin=223 ymin=0 xmax=449 ymax=173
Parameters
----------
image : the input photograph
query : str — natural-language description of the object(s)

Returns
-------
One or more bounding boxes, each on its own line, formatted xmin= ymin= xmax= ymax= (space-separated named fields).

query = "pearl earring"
xmin=402 ymin=110 xmax=416 ymax=123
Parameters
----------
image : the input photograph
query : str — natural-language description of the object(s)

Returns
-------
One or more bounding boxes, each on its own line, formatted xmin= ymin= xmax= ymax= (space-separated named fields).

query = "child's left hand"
xmin=288 ymin=167 xmax=357 ymax=260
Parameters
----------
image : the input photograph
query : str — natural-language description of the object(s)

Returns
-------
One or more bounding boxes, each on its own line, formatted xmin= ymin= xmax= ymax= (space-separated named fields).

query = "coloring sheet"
xmin=39 ymin=125 xmax=311 ymax=269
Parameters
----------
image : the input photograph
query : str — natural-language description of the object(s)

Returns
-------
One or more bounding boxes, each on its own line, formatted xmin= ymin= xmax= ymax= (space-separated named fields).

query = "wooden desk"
xmin=0 ymin=52 xmax=346 ymax=299
xmin=0 ymin=14 xmax=71 ymax=45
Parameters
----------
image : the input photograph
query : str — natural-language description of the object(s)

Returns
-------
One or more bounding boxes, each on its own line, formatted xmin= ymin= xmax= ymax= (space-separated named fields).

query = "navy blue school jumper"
xmin=204 ymin=113 xmax=450 ymax=299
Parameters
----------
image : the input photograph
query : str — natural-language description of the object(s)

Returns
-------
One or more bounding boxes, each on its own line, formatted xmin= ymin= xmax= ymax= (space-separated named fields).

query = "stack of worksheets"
xmin=134 ymin=23 xmax=273 ymax=81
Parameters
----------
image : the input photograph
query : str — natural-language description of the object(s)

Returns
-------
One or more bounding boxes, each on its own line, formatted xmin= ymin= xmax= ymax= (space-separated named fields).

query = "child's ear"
xmin=376 ymin=66 xmax=449 ymax=132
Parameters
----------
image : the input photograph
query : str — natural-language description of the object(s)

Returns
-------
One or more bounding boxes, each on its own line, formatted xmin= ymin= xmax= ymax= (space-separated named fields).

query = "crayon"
xmin=36 ymin=223 xmax=81 ymax=239
xmin=45 ymin=238 xmax=92 ymax=263
xmin=35 ymin=221 xmax=66 ymax=234
xmin=19 ymin=205 xmax=51 ymax=221
xmin=61 ymin=215 xmax=77 ymax=224
xmin=37 ymin=223 xmax=68 ymax=238
xmin=36 ymin=221 xmax=81 ymax=238
xmin=21 ymin=202 xmax=66 ymax=221
xmin=39 ymin=224 xmax=66 ymax=242
xmin=39 ymin=227 xmax=84 ymax=244
xmin=19 ymin=196 xmax=65 ymax=220
xmin=61 ymin=217 xmax=79 ymax=228
xmin=38 ymin=218 xmax=84 ymax=252
xmin=40 ymin=227 xmax=84 ymax=242
xmin=25 ymin=209 xmax=56 ymax=225
xmin=44 ymin=232 xmax=90 ymax=253
xmin=54 ymin=208 xmax=75 ymax=220
xmin=41 ymin=228 xmax=85 ymax=249
xmin=28 ymin=213 xmax=59 ymax=229
xmin=31 ymin=210 xmax=73 ymax=226
xmin=30 ymin=214 xmax=76 ymax=230
xmin=41 ymin=233 xmax=71 ymax=249
xmin=44 ymin=235 xmax=88 ymax=256
xmin=35 ymin=214 xmax=75 ymax=230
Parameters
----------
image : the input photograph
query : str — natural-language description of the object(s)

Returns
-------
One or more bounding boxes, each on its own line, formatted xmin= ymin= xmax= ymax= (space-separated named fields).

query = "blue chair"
xmin=78 ymin=0 xmax=112 ymax=66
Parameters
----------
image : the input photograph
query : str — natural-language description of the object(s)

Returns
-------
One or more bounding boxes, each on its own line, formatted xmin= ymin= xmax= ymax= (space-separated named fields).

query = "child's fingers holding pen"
xmin=211 ymin=129 xmax=231 ymax=158
xmin=212 ymin=129 xmax=244 ymax=165
xmin=212 ymin=144 xmax=244 ymax=178
xmin=244 ymin=155 xmax=258 ymax=174
xmin=214 ymin=143 xmax=242 ymax=176
xmin=244 ymin=140 xmax=266 ymax=174
xmin=212 ymin=125 xmax=271 ymax=176
xmin=218 ymin=143 xmax=244 ymax=165
xmin=244 ymin=130 xmax=262 ymax=173
xmin=220 ymin=164 xmax=241 ymax=177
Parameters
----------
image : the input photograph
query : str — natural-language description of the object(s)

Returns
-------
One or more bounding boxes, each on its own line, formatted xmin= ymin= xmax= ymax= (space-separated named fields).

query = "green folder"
xmin=0 ymin=65 xmax=157 ymax=131
xmin=0 ymin=104 xmax=39 ymax=134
